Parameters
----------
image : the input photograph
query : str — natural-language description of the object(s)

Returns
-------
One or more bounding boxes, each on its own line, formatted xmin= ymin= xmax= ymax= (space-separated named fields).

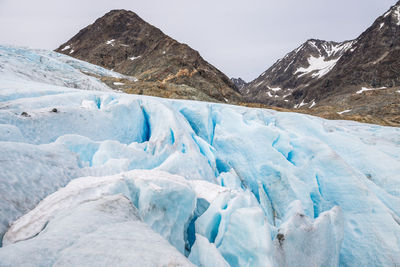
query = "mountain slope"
xmin=55 ymin=9 xmax=241 ymax=103
xmin=244 ymin=39 xmax=353 ymax=107
xmin=231 ymin=77 xmax=247 ymax=91
xmin=309 ymin=2 xmax=400 ymax=99
xmin=243 ymin=1 xmax=400 ymax=126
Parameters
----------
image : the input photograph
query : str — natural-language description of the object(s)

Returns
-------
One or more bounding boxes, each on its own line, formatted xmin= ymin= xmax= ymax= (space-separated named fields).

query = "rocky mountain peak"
xmin=56 ymin=9 xmax=241 ymax=103
xmin=231 ymin=77 xmax=247 ymax=90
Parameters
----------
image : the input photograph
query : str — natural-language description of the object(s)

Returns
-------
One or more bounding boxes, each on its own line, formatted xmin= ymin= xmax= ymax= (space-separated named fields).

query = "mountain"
xmin=55 ymin=9 xmax=241 ymax=103
xmin=243 ymin=1 xmax=400 ymax=126
xmin=1 ymin=45 xmax=400 ymax=266
xmin=244 ymin=39 xmax=353 ymax=107
xmin=231 ymin=77 xmax=247 ymax=90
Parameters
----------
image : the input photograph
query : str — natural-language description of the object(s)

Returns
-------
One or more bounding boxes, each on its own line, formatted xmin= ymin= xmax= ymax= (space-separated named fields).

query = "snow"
xmin=384 ymin=5 xmax=400 ymax=25
xmin=269 ymin=87 xmax=282 ymax=92
xmin=294 ymin=43 xmax=305 ymax=53
xmin=283 ymin=93 xmax=291 ymax=98
xmin=325 ymin=41 xmax=354 ymax=57
xmin=106 ymin=39 xmax=115 ymax=46
xmin=309 ymin=101 xmax=316 ymax=108
xmin=0 ymin=45 xmax=400 ymax=266
xmin=337 ymin=109 xmax=352 ymax=115
xmin=61 ymin=45 xmax=71 ymax=51
xmin=298 ymin=100 xmax=307 ymax=108
xmin=284 ymin=60 xmax=294 ymax=72
xmin=69 ymin=49 xmax=74 ymax=54
xmin=308 ymin=40 xmax=321 ymax=53
xmin=129 ymin=55 xmax=141 ymax=61
xmin=113 ymin=82 xmax=124 ymax=86
xmin=295 ymin=56 xmax=339 ymax=78
xmin=294 ymin=100 xmax=307 ymax=108
xmin=394 ymin=6 xmax=400 ymax=25
xmin=356 ymin=86 xmax=386 ymax=94
xmin=294 ymin=41 xmax=353 ymax=79
xmin=380 ymin=22 xmax=385 ymax=29
xmin=255 ymin=80 xmax=264 ymax=87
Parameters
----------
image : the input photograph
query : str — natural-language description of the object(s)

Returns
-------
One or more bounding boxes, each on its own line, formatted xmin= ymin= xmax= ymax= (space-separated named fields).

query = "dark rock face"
xmin=55 ymin=10 xmax=241 ymax=103
xmin=231 ymin=77 xmax=247 ymax=91
xmin=242 ymin=1 xmax=400 ymax=125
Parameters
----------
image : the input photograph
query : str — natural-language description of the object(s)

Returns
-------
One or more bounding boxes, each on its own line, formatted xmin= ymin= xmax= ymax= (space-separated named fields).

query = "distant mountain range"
xmin=56 ymin=3 xmax=400 ymax=126
xmin=242 ymin=1 xmax=400 ymax=126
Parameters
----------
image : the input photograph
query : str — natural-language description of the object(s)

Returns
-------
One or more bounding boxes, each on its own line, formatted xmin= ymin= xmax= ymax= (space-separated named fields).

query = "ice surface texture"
xmin=0 ymin=46 xmax=399 ymax=266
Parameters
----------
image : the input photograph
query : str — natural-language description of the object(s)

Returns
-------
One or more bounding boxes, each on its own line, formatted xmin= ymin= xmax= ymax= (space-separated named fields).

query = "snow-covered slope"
xmin=0 ymin=45 xmax=400 ymax=266
xmin=243 ymin=39 xmax=354 ymax=107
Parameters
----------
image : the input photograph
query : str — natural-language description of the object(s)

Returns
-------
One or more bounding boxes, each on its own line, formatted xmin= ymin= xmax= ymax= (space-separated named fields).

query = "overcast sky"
xmin=0 ymin=0 xmax=396 ymax=81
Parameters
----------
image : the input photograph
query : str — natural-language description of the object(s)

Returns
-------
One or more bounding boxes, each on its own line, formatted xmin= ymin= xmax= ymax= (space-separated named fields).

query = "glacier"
xmin=0 ymin=45 xmax=399 ymax=266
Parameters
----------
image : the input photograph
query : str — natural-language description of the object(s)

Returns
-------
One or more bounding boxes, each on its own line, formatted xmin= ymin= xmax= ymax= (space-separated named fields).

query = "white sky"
xmin=0 ymin=0 xmax=396 ymax=81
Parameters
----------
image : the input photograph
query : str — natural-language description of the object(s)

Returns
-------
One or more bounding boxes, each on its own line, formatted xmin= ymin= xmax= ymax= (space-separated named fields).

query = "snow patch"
xmin=106 ymin=39 xmax=115 ymax=46
xmin=337 ymin=109 xmax=352 ymax=115
xmin=295 ymin=56 xmax=339 ymax=78
xmin=356 ymin=87 xmax=386 ymax=94
xmin=269 ymin=87 xmax=282 ymax=92
xmin=384 ymin=6 xmax=400 ymax=25
xmin=255 ymin=81 xmax=264 ymax=87
xmin=129 ymin=55 xmax=141 ymax=61
xmin=284 ymin=60 xmax=294 ymax=72
xmin=394 ymin=6 xmax=400 ymax=25
xmin=282 ymin=93 xmax=291 ymax=99
xmin=309 ymin=101 xmax=316 ymax=108
xmin=294 ymin=100 xmax=307 ymax=108
xmin=61 ymin=45 xmax=71 ymax=51
xmin=113 ymin=82 xmax=124 ymax=86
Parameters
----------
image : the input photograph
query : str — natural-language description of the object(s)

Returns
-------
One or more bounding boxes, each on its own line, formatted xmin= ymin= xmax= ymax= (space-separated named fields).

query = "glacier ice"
xmin=0 ymin=192 xmax=194 ymax=266
xmin=0 ymin=45 xmax=400 ymax=266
